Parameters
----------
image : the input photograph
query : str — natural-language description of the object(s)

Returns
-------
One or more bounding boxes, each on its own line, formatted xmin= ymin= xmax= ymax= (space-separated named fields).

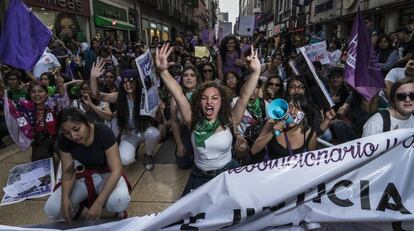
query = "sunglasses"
xmin=122 ymin=77 xmax=135 ymax=84
xmin=203 ymin=69 xmax=213 ymax=73
xmin=395 ymin=92 xmax=414 ymax=101
xmin=268 ymin=82 xmax=281 ymax=87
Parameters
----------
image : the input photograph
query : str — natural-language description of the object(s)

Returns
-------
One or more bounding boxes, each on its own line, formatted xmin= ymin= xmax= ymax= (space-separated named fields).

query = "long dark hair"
xmin=219 ymin=35 xmax=242 ymax=65
xmin=116 ymin=73 xmax=143 ymax=132
xmin=286 ymin=94 xmax=313 ymax=132
xmin=40 ymin=72 xmax=56 ymax=86
xmin=199 ymin=62 xmax=217 ymax=82
xmin=190 ymin=82 xmax=231 ymax=130
xmin=58 ymin=107 xmax=90 ymax=129
xmin=180 ymin=66 xmax=202 ymax=92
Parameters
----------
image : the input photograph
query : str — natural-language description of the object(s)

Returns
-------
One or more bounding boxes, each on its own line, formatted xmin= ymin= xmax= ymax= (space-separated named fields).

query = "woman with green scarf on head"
xmin=156 ymin=43 xmax=262 ymax=196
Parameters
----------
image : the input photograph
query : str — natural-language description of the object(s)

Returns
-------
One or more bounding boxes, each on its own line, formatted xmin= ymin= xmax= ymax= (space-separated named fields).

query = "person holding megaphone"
xmin=251 ymin=94 xmax=317 ymax=159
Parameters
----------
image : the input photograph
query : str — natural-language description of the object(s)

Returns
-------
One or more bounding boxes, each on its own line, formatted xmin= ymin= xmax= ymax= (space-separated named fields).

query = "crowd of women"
xmin=0 ymin=23 xmax=413 ymax=221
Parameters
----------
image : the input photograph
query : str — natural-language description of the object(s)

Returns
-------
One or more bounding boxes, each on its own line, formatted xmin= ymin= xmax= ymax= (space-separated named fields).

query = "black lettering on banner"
xmin=329 ymin=148 xmax=344 ymax=163
xmin=164 ymin=219 xmax=184 ymax=228
xmin=328 ymin=180 xmax=354 ymax=207
xmin=221 ymin=209 xmax=241 ymax=229
xmin=363 ymin=143 xmax=379 ymax=157
xmin=403 ymin=135 xmax=414 ymax=148
xmin=312 ymin=183 xmax=326 ymax=203
xmin=297 ymin=192 xmax=305 ymax=206
xmin=292 ymin=153 xmax=304 ymax=168
xmin=360 ymin=180 xmax=371 ymax=210
xmin=386 ymin=138 xmax=399 ymax=150
xmin=304 ymin=152 xmax=315 ymax=167
xmin=246 ymin=208 xmax=255 ymax=218
xmin=269 ymin=202 xmax=285 ymax=212
xmin=391 ymin=222 xmax=406 ymax=231
xmin=180 ymin=213 xmax=206 ymax=230
xmin=350 ymin=142 xmax=362 ymax=159
xmin=376 ymin=183 xmax=411 ymax=214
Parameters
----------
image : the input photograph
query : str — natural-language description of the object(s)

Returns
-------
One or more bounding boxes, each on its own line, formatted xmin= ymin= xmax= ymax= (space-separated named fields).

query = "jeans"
xmin=181 ymin=159 xmax=240 ymax=197
xmin=176 ymin=126 xmax=194 ymax=169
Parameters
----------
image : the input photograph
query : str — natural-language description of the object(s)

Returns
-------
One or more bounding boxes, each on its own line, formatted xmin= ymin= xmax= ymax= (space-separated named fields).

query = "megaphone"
xmin=267 ymin=99 xmax=293 ymax=136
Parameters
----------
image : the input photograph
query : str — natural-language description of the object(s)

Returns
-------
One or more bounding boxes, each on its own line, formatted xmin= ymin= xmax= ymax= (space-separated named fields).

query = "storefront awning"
xmin=95 ymin=15 xmax=135 ymax=31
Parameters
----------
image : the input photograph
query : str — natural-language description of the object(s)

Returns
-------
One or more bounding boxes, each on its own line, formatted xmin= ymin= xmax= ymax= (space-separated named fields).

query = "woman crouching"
xmin=44 ymin=107 xmax=130 ymax=221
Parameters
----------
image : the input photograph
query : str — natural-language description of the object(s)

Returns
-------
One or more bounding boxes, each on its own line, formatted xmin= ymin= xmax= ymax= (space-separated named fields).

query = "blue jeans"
xmin=176 ymin=127 xmax=194 ymax=169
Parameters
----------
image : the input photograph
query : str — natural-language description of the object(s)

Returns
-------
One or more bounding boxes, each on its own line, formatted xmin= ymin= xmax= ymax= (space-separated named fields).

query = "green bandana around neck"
xmin=186 ymin=91 xmax=193 ymax=101
xmin=194 ymin=119 xmax=221 ymax=148
xmin=247 ymin=98 xmax=262 ymax=118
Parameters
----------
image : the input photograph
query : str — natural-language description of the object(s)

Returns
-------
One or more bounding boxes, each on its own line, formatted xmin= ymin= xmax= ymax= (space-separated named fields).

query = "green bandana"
xmin=247 ymin=98 xmax=262 ymax=118
xmin=47 ymin=86 xmax=57 ymax=96
xmin=186 ymin=91 xmax=193 ymax=101
xmin=194 ymin=119 xmax=221 ymax=148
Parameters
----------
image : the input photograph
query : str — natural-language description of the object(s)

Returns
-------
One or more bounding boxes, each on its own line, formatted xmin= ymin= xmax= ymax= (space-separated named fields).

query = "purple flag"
xmin=0 ymin=0 xmax=52 ymax=71
xmin=201 ymin=29 xmax=209 ymax=45
xmin=344 ymin=9 xmax=385 ymax=101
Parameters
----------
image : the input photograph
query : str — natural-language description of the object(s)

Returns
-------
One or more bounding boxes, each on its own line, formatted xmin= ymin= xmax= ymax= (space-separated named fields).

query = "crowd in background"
xmin=0 ymin=15 xmax=413 ymax=220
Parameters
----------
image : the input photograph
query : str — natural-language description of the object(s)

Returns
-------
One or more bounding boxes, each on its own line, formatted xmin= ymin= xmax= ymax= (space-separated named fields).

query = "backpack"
xmin=379 ymin=110 xmax=391 ymax=132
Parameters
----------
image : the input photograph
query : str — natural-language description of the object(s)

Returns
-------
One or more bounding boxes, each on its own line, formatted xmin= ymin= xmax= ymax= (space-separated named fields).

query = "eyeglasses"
xmin=395 ymin=92 xmax=414 ymax=101
xmin=267 ymin=82 xmax=281 ymax=87
xmin=287 ymin=84 xmax=305 ymax=91
xmin=203 ymin=69 xmax=213 ymax=73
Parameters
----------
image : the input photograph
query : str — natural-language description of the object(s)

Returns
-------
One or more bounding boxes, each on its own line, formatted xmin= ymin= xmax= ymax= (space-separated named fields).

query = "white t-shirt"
xmin=192 ymin=129 xmax=233 ymax=171
xmin=231 ymin=97 xmax=269 ymax=137
xmin=362 ymin=111 xmax=414 ymax=137
xmin=385 ymin=68 xmax=406 ymax=83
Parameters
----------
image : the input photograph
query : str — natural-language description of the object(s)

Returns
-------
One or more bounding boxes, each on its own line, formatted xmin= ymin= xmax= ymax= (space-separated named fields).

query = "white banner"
xmin=298 ymin=41 xmax=331 ymax=65
xmin=219 ymin=22 xmax=233 ymax=42
xmin=135 ymin=50 xmax=160 ymax=118
xmin=2 ymin=129 xmax=414 ymax=230
xmin=238 ymin=15 xmax=255 ymax=37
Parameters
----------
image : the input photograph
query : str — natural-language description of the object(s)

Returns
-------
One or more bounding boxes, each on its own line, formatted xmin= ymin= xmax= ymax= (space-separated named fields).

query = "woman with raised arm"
xmin=156 ymin=43 xmax=261 ymax=196
xmin=89 ymin=63 xmax=160 ymax=171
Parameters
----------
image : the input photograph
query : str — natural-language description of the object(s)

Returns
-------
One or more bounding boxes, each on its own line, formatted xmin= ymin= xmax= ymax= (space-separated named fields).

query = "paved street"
xmin=0 ymin=136 xmax=189 ymax=228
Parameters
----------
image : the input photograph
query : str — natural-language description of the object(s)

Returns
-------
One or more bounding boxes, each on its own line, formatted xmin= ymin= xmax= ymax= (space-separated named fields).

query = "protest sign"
xmin=135 ymin=50 xmax=160 ymax=118
xmin=2 ymin=158 xmax=55 ymax=205
xmin=3 ymin=129 xmax=414 ymax=230
xmin=290 ymin=47 xmax=335 ymax=109
xmin=201 ymin=29 xmax=209 ymax=45
xmin=298 ymin=40 xmax=331 ymax=65
xmin=194 ymin=46 xmax=210 ymax=58
xmin=238 ymin=15 xmax=255 ymax=37
xmin=219 ymin=22 xmax=233 ymax=42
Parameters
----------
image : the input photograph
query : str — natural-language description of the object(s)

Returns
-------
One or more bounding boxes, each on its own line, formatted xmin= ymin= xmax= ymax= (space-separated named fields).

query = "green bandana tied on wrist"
xmin=194 ymin=119 xmax=221 ymax=148
xmin=247 ymin=98 xmax=262 ymax=118
xmin=185 ymin=91 xmax=193 ymax=101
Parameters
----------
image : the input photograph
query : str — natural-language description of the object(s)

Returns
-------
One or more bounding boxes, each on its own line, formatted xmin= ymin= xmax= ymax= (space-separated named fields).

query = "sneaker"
xmin=145 ymin=154 xmax=154 ymax=171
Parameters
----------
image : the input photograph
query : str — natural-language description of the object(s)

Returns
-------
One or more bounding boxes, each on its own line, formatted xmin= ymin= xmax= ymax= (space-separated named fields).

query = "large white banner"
xmin=2 ymin=129 xmax=414 ymax=230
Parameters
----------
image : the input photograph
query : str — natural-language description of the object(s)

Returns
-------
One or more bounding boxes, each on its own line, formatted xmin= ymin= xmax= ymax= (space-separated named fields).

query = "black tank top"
xmin=266 ymin=128 xmax=314 ymax=160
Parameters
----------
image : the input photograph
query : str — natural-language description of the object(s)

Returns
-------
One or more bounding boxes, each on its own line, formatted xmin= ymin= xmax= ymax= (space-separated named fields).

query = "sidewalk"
xmin=0 ymin=136 xmax=190 ymax=227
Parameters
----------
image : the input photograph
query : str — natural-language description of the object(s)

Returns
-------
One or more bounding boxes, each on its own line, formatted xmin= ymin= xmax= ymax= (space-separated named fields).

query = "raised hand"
xmin=155 ymin=43 xmax=174 ymax=72
xmin=245 ymin=46 xmax=261 ymax=73
xmin=90 ymin=59 xmax=105 ymax=79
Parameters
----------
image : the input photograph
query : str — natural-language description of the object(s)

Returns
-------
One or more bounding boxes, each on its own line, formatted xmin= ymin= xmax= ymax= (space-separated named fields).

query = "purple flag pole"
xmin=0 ymin=0 xmax=52 ymax=71
xmin=344 ymin=9 xmax=385 ymax=101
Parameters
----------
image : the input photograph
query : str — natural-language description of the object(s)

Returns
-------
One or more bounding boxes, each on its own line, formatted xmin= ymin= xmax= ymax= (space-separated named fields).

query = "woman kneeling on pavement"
xmin=44 ymin=107 xmax=130 ymax=221
xmin=156 ymin=43 xmax=261 ymax=196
